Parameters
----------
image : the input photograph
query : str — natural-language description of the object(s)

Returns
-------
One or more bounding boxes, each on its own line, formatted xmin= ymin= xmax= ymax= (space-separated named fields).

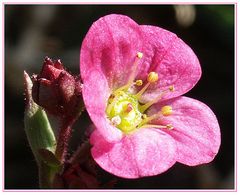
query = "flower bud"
xmin=32 ymin=57 xmax=84 ymax=120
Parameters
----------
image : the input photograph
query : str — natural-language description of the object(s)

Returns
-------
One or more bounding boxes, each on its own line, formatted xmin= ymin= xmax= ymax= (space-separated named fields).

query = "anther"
xmin=147 ymin=72 xmax=159 ymax=83
xmin=135 ymin=72 xmax=159 ymax=99
xmin=166 ymin=124 xmax=174 ymax=130
xmin=161 ymin=105 xmax=173 ymax=116
xmin=111 ymin=115 xmax=121 ymax=126
xmin=108 ymin=94 xmax=115 ymax=103
xmin=106 ymin=94 xmax=120 ymax=115
xmin=137 ymin=52 xmax=143 ymax=59
xmin=135 ymin=80 xmax=143 ymax=86
xmin=169 ymin=85 xmax=174 ymax=92
xmin=109 ymin=94 xmax=115 ymax=99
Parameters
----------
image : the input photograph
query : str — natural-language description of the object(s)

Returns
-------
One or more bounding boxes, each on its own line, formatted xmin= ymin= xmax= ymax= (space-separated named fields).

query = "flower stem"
xmin=38 ymin=161 xmax=57 ymax=188
xmin=55 ymin=102 xmax=84 ymax=162
xmin=55 ymin=124 xmax=72 ymax=162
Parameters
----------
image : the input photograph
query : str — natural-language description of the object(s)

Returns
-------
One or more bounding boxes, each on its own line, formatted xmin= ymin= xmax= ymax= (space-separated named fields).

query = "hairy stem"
xmin=55 ymin=118 xmax=76 ymax=163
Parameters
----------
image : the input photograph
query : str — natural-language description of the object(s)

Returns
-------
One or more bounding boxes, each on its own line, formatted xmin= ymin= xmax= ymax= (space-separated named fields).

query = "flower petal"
xmin=149 ymin=96 xmax=221 ymax=166
xmin=80 ymin=14 xmax=144 ymax=90
xmin=139 ymin=25 xmax=202 ymax=102
xmin=82 ymin=68 xmax=123 ymax=142
xmin=90 ymin=128 xmax=177 ymax=178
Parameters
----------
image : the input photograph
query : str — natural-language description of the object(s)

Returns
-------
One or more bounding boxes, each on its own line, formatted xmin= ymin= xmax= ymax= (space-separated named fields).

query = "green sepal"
xmin=24 ymin=71 xmax=56 ymax=161
xmin=23 ymin=71 xmax=58 ymax=188
xmin=24 ymin=101 xmax=57 ymax=162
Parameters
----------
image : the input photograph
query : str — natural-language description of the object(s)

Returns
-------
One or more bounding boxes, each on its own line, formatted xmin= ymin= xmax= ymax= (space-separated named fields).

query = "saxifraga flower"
xmin=80 ymin=14 xmax=221 ymax=178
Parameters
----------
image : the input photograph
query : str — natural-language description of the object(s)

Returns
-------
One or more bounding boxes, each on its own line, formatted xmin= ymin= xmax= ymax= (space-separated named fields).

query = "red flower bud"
xmin=32 ymin=57 xmax=83 ymax=120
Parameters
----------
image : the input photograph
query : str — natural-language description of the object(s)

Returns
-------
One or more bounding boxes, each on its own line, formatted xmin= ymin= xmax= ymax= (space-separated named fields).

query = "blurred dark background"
xmin=4 ymin=4 xmax=234 ymax=189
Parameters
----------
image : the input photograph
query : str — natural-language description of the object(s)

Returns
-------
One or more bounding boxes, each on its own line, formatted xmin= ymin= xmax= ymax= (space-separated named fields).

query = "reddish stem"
xmin=55 ymin=118 xmax=75 ymax=163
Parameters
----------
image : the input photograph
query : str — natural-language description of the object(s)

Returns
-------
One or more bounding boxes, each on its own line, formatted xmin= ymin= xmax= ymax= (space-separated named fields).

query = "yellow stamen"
xmin=138 ymin=110 xmax=164 ymax=127
xmin=140 ymin=124 xmax=174 ymax=130
xmin=140 ymin=85 xmax=175 ymax=112
xmin=147 ymin=72 xmax=159 ymax=83
xmin=169 ymin=85 xmax=175 ymax=92
xmin=135 ymin=72 xmax=159 ymax=99
xmin=135 ymin=80 xmax=143 ymax=86
xmin=105 ymin=51 xmax=176 ymax=133
xmin=108 ymin=94 xmax=115 ymax=104
xmin=141 ymin=113 xmax=159 ymax=124
xmin=124 ymin=52 xmax=144 ymax=90
xmin=166 ymin=124 xmax=174 ymax=130
xmin=161 ymin=105 xmax=173 ymax=116
xmin=135 ymin=82 xmax=150 ymax=98
xmin=106 ymin=91 xmax=124 ymax=115
xmin=137 ymin=52 xmax=143 ymax=59
xmin=139 ymin=105 xmax=173 ymax=127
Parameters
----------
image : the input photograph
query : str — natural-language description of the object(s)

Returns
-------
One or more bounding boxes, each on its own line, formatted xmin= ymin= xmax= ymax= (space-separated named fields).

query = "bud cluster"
xmin=32 ymin=57 xmax=83 ymax=120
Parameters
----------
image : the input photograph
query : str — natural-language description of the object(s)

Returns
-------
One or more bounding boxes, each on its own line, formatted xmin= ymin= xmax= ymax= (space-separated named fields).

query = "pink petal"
xmin=80 ymin=14 xmax=144 ymax=90
xmin=82 ymin=68 xmax=123 ymax=142
xmin=149 ymin=96 xmax=221 ymax=166
xmin=139 ymin=25 xmax=202 ymax=103
xmin=90 ymin=128 xmax=177 ymax=178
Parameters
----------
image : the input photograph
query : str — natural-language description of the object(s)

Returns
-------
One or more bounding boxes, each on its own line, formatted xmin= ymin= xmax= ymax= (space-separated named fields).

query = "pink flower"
xmin=80 ymin=14 xmax=221 ymax=178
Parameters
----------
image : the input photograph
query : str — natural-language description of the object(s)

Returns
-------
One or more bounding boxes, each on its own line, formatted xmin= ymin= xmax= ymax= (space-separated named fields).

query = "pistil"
xmin=125 ymin=103 xmax=133 ymax=113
